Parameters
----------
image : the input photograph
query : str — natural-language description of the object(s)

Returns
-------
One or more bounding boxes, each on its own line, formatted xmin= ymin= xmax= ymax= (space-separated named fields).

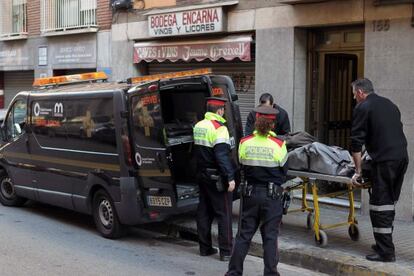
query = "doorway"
xmin=308 ymin=26 xmax=364 ymax=150
xmin=307 ymin=26 xmax=365 ymax=202
xmin=324 ymin=53 xmax=357 ymax=149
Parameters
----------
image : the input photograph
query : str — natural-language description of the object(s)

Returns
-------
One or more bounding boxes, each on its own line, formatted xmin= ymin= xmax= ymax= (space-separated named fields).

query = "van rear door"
xmin=209 ymin=76 xmax=243 ymax=165
xmin=128 ymin=82 xmax=176 ymax=211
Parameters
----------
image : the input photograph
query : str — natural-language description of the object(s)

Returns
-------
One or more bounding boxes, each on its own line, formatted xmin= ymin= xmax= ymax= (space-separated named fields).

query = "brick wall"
xmin=27 ymin=0 xmax=40 ymax=36
xmin=98 ymin=0 xmax=112 ymax=30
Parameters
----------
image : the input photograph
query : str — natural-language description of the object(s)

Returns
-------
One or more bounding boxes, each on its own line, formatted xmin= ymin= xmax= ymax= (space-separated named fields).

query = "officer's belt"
xmin=248 ymin=182 xmax=281 ymax=188
xmin=247 ymin=183 xmax=284 ymax=198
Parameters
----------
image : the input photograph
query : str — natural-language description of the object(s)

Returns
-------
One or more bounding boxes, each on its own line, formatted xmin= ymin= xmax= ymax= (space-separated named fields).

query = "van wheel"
xmin=92 ymin=190 xmax=124 ymax=239
xmin=0 ymin=173 xmax=27 ymax=207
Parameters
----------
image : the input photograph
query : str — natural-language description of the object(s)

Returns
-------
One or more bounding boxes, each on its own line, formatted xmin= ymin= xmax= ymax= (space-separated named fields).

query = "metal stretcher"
xmin=285 ymin=170 xmax=370 ymax=247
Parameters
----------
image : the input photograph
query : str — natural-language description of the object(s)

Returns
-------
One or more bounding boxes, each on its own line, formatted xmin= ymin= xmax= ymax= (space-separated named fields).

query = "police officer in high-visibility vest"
xmin=226 ymin=106 xmax=288 ymax=276
xmin=193 ymin=97 xmax=236 ymax=261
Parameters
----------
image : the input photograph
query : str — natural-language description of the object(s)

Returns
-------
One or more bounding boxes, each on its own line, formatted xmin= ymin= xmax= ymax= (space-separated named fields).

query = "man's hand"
xmin=228 ymin=180 xmax=236 ymax=192
xmin=351 ymin=173 xmax=363 ymax=186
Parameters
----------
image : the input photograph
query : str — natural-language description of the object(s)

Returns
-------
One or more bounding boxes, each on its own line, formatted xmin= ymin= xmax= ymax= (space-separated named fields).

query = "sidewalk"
xmin=163 ymin=202 xmax=414 ymax=276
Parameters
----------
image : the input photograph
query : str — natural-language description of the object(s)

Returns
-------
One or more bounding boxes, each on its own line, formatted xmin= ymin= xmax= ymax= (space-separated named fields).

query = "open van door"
xmin=208 ymin=75 xmax=243 ymax=198
xmin=128 ymin=82 xmax=176 ymax=211
xmin=210 ymin=75 xmax=243 ymax=151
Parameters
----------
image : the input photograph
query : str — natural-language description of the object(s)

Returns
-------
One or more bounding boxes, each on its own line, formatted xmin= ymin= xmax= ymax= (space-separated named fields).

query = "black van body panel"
xmin=114 ymin=176 xmax=142 ymax=225
xmin=27 ymin=91 xmax=122 ymax=210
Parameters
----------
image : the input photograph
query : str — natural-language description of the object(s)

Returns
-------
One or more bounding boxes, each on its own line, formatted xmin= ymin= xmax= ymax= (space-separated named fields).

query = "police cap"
xmin=254 ymin=106 xmax=279 ymax=119
xmin=206 ymin=97 xmax=227 ymax=107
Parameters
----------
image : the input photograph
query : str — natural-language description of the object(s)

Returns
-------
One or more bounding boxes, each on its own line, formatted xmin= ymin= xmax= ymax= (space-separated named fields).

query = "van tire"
xmin=92 ymin=189 xmax=125 ymax=239
xmin=0 ymin=173 xmax=27 ymax=207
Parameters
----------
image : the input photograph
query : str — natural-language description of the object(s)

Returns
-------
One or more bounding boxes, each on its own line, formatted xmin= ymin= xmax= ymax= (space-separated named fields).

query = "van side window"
xmin=31 ymin=98 xmax=116 ymax=153
xmin=64 ymin=98 xmax=116 ymax=152
xmin=31 ymin=101 xmax=65 ymax=145
xmin=6 ymin=99 xmax=27 ymax=140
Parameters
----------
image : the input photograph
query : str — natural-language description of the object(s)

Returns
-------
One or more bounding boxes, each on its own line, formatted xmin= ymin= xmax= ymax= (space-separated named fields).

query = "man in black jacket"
xmin=350 ymin=78 xmax=408 ymax=263
xmin=244 ymin=93 xmax=290 ymax=136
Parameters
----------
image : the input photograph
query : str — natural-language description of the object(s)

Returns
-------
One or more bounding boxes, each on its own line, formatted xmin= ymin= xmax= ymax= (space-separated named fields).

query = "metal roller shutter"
xmin=148 ymin=61 xmax=255 ymax=133
xmin=4 ymin=71 xmax=34 ymax=107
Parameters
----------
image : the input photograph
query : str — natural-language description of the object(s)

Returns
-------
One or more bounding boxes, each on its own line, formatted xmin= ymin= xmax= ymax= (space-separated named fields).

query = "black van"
xmin=0 ymin=72 xmax=242 ymax=238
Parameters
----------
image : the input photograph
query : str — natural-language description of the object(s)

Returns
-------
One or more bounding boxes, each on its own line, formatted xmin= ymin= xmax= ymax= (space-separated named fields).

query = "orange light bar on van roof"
xmin=33 ymin=72 xmax=108 ymax=87
xmin=128 ymin=68 xmax=212 ymax=85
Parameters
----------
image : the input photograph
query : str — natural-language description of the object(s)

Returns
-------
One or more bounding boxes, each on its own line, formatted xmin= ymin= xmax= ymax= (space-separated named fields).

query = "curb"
xmin=158 ymin=221 xmax=414 ymax=276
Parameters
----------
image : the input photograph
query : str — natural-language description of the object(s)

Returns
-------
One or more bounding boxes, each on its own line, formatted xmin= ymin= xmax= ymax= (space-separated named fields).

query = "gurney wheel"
xmin=348 ymin=224 xmax=360 ymax=241
xmin=306 ymin=213 xmax=314 ymax=230
xmin=314 ymin=230 xmax=328 ymax=247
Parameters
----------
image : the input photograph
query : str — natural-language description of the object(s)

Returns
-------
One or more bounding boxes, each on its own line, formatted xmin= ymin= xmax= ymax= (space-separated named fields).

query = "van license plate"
xmin=147 ymin=196 xmax=172 ymax=207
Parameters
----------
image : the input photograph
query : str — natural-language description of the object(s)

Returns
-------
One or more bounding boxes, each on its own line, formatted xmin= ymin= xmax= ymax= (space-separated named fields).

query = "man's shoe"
xmin=366 ymin=253 xmax=395 ymax=262
xmin=371 ymin=244 xmax=379 ymax=253
xmin=220 ymin=255 xmax=231 ymax=262
xmin=200 ymin=248 xmax=218 ymax=256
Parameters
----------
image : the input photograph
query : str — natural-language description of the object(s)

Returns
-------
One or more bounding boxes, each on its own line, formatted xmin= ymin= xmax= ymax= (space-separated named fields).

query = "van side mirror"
xmin=231 ymin=94 xmax=238 ymax=101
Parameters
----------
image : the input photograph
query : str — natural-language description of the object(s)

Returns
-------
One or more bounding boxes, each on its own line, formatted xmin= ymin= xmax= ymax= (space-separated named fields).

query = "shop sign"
xmin=0 ymin=44 xmax=31 ymax=67
xmin=50 ymin=38 xmax=96 ymax=65
xmin=53 ymin=46 xmax=94 ymax=64
xmin=148 ymin=7 xmax=224 ymax=37
xmin=134 ymin=40 xmax=251 ymax=63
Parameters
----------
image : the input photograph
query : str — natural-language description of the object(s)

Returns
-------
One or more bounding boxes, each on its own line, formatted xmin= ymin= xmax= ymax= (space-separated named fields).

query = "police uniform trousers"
xmin=227 ymin=186 xmax=283 ymax=276
xmin=197 ymin=177 xmax=233 ymax=256
xmin=369 ymin=157 xmax=408 ymax=257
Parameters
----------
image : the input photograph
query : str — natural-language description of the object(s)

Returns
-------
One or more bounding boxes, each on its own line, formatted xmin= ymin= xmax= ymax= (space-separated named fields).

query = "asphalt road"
xmin=0 ymin=202 xmax=325 ymax=276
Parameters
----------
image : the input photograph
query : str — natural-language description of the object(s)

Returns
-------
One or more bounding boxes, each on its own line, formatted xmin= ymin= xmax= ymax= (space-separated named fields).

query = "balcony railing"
xmin=41 ymin=0 xmax=98 ymax=35
xmin=0 ymin=0 xmax=28 ymax=40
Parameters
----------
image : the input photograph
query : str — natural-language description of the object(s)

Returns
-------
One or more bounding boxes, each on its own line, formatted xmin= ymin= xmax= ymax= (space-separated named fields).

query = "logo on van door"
xmin=54 ymin=102 xmax=63 ymax=117
xmin=135 ymin=152 xmax=142 ymax=166
xmin=33 ymin=103 xmax=41 ymax=116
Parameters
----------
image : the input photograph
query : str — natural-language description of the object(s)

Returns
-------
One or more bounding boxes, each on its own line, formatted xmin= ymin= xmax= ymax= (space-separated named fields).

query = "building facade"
xmin=0 ymin=0 xmax=112 ymax=108
xmin=111 ymin=0 xmax=414 ymax=221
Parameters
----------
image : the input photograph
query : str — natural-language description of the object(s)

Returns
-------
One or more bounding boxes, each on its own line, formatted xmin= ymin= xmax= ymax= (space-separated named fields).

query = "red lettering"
xmin=197 ymin=11 xmax=201 ymax=24
xmin=212 ymin=9 xmax=218 ymax=22
xmin=181 ymin=9 xmax=220 ymax=26
xmin=141 ymin=95 xmax=159 ymax=106
xmin=202 ymin=10 xmax=207 ymax=23
xmin=150 ymin=14 xmax=177 ymax=28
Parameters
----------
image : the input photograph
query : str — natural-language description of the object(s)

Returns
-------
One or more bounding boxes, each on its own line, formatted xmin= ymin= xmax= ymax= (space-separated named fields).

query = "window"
xmin=31 ymin=100 xmax=66 ymax=147
xmin=63 ymin=98 xmax=116 ymax=152
xmin=6 ymin=99 xmax=27 ymax=140
xmin=31 ymin=98 xmax=116 ymax=153
xmin=41 ymin=0 xmax=98 ymax=35
xmin=0 ymin=0 xmax=27 ymax=40
xmin=131 ymin=92 xmax=164 ymax=147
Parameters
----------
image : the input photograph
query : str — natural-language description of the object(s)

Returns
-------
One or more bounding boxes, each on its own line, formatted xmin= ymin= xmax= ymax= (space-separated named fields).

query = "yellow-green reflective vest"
xmin=239 ymin=131 xmax=288 ymax=167
xmin=193 ymin=112 xmax=230 ymax=148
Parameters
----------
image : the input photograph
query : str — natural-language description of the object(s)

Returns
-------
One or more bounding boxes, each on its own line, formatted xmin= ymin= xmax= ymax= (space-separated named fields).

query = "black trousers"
xmin=197 ymin=177 xmax=233 ymax=256
xmin=369 ymin=158 xmax=408 ymax=257
xmin=227 ymin=186 xmax=283 ymax=276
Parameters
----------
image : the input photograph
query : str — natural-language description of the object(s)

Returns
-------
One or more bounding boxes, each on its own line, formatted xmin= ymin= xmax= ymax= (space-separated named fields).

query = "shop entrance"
xmin=307 ymin=26 xmax=364 ymax=203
